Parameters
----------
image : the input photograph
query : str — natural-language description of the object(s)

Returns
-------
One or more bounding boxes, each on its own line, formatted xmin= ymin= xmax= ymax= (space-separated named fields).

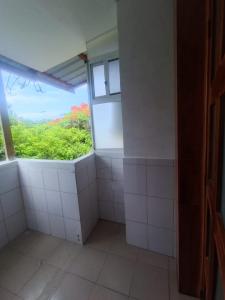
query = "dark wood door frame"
xmin=177 ymin=0 xmax=209 ymax=297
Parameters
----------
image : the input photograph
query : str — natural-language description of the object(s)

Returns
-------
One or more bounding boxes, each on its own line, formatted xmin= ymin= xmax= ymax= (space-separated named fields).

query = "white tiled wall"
xmin=0 ymin=161 xmax=26 ymax=249
xmin=18 ymin=153 xmax=98 ymax=245
xmin=18 ymin=159 xmax=82 ymax=243
xmin=95 ymin=149 xmax=125 ymax=224
xmin=124 ymin=157 xmax=176 ymax=257
xmin=75 ymin=154 xmax=98 ymax=241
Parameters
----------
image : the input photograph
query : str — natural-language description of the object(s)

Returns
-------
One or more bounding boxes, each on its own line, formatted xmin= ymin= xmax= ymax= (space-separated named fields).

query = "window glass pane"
xmin=2 ymin=70 xmax=92 ymax=160
xmin=0 ymin=122 xmax=6 ymax=161
xmin=93 ymin=64 xmax=106 ymax=97
xmin=93 ymin=102 xmax=123 ymax=149
xmin=109 ymin=59 xmax=121 ymax=94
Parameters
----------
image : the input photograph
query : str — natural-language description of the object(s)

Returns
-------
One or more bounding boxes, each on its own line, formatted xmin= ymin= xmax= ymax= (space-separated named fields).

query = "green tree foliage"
xmin=0 ymin=103 xmax=93 ymax=161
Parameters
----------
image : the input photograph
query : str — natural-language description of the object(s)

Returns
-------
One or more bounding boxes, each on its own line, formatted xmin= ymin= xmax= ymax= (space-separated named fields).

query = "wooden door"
xmin=204 ymin=0 xmax=225 ymax=298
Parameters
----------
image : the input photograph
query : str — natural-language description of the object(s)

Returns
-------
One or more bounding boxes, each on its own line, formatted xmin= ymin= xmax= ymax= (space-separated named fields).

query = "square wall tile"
xmin=1 ymin=188 xmax=23 ymax=218
xmin=0 ymin=221 xmax=8 ymax=248
xmin=124 ymin=164 xmax=146 ymax=195
xmin=96 ymin=156 xmax=111 ymax=170
xmin=148 ymin=197 xmax=174 ymax=229
xmin=78 ymin=188 xmax=90 ymax=220
xmin=148 ymin=225 xmax=173 ymax=256
xmin=22 ymin=187 xmax=34 ymax=211
xmin=126 ymin=221 xmax=148 ymax=249
xmin=112 ymin=181 xmax=124 ymax=204
xmin=58 ymin=170 xmax=77 ymax=193
xmin=19 ymin=167 xmax=31 ymax=187
xmin=98 ymin=179 xmax=113 ymax=202
xmin=115 ymin=203 xmax=125 ymax=224
xmin=96 ymin=156 xmax=112 ymax=179
xmin=76 ymin=166 xmax=89 ymax=192
xmin=99 ymin=201 xmax=115 ymax=222
xmin=26 ymin=209 xmax=38 ymax=231
xmin=125 ymin=193 xmax=147 ymax=223
xmin=0 ymin=167 xmax=19 ymax=193
xmin=49 ymin=214 xmax=65 ymax=239
xmin=29 ymin=168 xmax=44 ymax=188
xmin=64 ymin=218 xmax=82 ymax=243
xmin=112 ymin=158 xmax=123 ymax=182
xmin=43 ymin=168 xmax=59 ymax=191
xmin=32 ymin=188 xmax=47 ymax=212
xmin=46 ymin=190 xmax=63 ymax=216
xmin=147 ymin=165 xmax=176 ymax=199
xmin=87 ymin=157 xmax=96 ymax=184
xmin=89 ymin=183 xmax=99 ymax=221
xmin=5 ymin=211 xmax=26 ymax=240
xmin=61 ymin=192 xmax=80 ymax=220
xmin=36 ymin=211 xmax=50 ymax=234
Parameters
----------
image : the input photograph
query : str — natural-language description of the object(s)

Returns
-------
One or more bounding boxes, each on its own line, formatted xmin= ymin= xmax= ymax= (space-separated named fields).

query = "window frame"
xmin=88 ymin=52 xmax=121 ymax=105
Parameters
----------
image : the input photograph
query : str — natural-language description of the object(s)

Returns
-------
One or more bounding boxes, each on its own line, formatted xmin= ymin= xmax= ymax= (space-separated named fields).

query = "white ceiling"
xmin=0 ymin=0 xmax=117 ymax=71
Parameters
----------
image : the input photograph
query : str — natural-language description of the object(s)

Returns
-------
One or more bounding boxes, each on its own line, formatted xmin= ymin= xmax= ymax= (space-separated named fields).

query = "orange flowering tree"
xmin=48 ymin=103 xmax=90 ymax=130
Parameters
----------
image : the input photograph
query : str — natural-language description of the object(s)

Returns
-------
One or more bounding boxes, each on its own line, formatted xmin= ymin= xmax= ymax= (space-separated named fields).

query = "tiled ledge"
xmin=0 ymin=160 xmax=18 ymax=170
xmin=16 ymin=151 xmax=95 ymax=170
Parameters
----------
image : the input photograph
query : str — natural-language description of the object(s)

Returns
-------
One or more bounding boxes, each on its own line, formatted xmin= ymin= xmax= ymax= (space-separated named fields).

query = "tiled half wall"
xmin=18 ymin=153 xmax=98 ymax=245
xmin=0 ymin=153 xmax=177 ymax=258
xmin=0 ymin=161 xmax=26 ymax=249
xmin=124 ymin=157 xmax=176 ymax=257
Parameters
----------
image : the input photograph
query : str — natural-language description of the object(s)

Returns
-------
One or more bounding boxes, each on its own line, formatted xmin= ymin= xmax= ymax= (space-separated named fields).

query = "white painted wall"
xmin=0 ymin=0 xmax=117 ymax=71
xmin=87 ymin=29 xmax=119 ymax=60
xmin=118 ymin=0 xmax=176 ymax=159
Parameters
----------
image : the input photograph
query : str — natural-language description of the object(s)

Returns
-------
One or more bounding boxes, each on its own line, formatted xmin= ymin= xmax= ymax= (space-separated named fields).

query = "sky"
xmin=1 ymin=70 xmax=89 ymax=122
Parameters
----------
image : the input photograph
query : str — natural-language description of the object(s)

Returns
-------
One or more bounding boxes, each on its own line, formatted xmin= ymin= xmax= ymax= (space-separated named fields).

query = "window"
xmin=1 ymin=70 xmax=93 ymax=160
xmin=92 ymin=64 xmax=106 ymax=97
xmin=89 ymin=53 xmax=123 ymax=150
xmin=91 ymin=56 xmax=121 ymax=100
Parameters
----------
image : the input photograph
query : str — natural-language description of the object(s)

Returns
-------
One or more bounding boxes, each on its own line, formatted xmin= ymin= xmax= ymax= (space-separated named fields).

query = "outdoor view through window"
xmin=1 ymin=70 xmax=92 ymax=160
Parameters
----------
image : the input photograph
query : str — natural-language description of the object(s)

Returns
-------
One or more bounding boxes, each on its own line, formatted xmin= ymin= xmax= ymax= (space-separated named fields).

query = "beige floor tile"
xmin=8 ymin=231 xmax=42 ymax=254
xmin=0 ymin=254 xmax=40 ymax=293
xmin=50 ymin=273 xmax=94 ymax=300
xmin=0 ymin=287 xmax=22 ymax=300
xmin=98 ymin=254 xmax=135 ymax=296
xmin=130 ymin=262 xmax=169 ymax=300
xmin=67 ymin=247 xmax=106 ymax=282
xmin=46 ymin=241 xmax=82 ymax=270
xmin=137 ymin=249 xmax=169 ymax=270
xmin=19 ymin=263 xmax=59 ymax=300
xmin=23 ymin=235 xmax=62 ymax=260
xmin=89 ymin=285 xmax=128 ymax=300
xmin=109 ymin=239 xmax=139 ymax=260
xmin=0 ymin=248 xmax=25 ymax=270
xmin=86 ymin=221 xmax=121 ymax=251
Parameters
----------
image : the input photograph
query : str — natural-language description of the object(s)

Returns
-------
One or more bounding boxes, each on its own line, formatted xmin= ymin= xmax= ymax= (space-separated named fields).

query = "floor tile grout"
xmin=0 ymin=221 xmax=185 ymax=300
